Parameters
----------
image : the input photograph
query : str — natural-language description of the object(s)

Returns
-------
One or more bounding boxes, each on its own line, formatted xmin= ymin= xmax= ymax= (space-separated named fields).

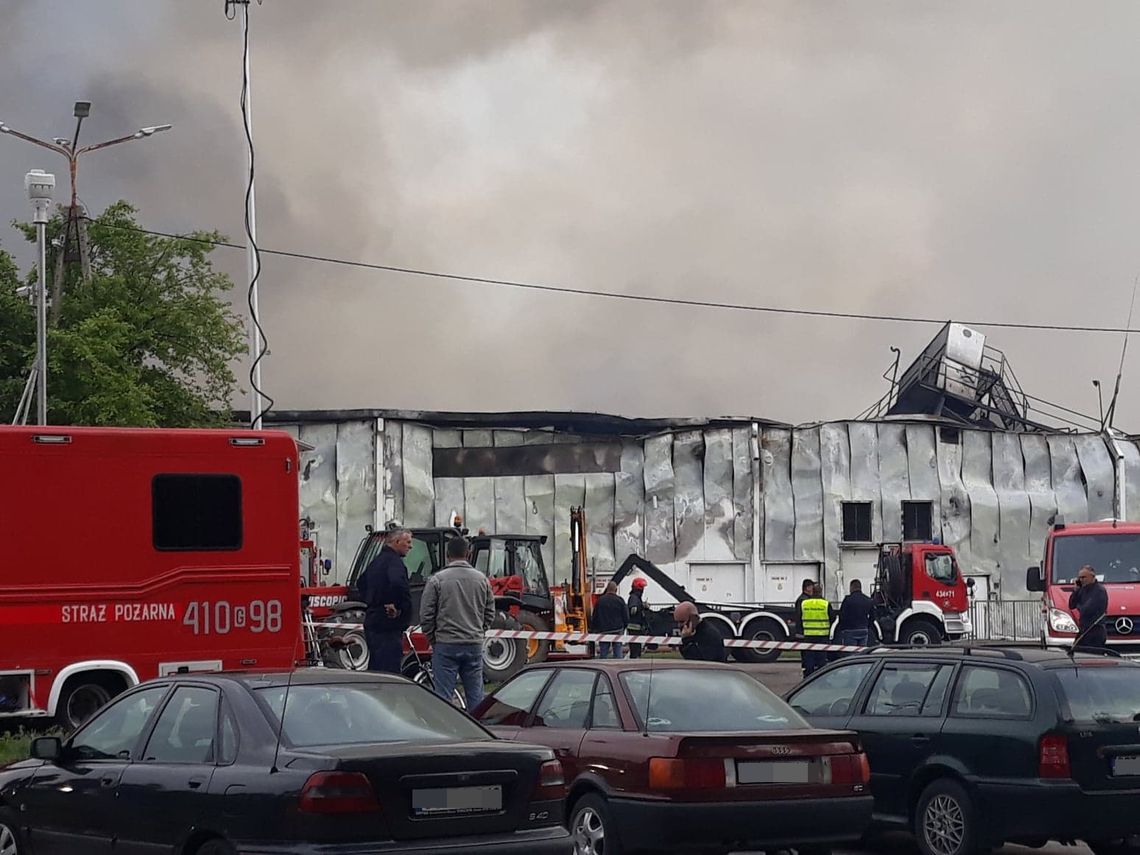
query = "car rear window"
xmin=1054 ymin=666 xmax=1140 ymax=723
xmin=621 ymin=669 xmax=806 ymax=732
xmin=256 ymin=683 xmax=491 ymax=747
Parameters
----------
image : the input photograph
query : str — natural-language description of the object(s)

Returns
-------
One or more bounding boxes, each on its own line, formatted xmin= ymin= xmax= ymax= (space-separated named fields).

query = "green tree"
xmin=1 ymin=201 xmax=244 ymax=426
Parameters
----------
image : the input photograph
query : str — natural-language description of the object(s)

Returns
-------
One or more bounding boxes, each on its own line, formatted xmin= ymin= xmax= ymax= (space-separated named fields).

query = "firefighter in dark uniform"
xmin=627 ymin=577 xmax=649 ymax=659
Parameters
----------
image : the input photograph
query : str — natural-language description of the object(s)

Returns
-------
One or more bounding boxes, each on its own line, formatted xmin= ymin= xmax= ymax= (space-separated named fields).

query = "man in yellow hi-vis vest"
xmin=799 ymin=582 xmax=832 ymax=677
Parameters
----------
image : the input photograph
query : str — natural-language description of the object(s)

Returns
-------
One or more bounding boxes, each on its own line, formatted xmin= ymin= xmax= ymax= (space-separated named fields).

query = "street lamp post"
xmin=24 ymin=169 xmax=54 ymax=425
xmin=0 ymin=102 xmax=172 ymax=305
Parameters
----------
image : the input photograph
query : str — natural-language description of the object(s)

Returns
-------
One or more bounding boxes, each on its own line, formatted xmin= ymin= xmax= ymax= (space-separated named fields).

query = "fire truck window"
xmin=142 ymin=686 xmax=220 ymax=764
xmin=925 ymin=554 xmax=957 ymax=583
xmin=842 ymin=502 xmax=873 ymax=543
xmin=152 ymin=474 xmax=242 ymax=551
xmin=902 ymin=501 xmax=934 ymax=541
xmin=70 ymin=686 xmax=168 ymax=761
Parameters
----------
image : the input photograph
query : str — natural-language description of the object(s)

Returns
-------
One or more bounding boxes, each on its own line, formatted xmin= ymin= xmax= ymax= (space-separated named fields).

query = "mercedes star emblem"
xmin=1116 ymin=617 xmax=1135 ymax=635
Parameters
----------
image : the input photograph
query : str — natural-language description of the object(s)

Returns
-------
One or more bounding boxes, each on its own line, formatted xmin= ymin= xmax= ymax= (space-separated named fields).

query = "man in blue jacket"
xmin=357 ymin=528 xmax=413 ymax=673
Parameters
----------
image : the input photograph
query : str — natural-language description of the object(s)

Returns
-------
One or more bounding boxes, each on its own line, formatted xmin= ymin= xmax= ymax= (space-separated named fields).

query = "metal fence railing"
xmin=966 ymin=599 xmax=1041 ymax=641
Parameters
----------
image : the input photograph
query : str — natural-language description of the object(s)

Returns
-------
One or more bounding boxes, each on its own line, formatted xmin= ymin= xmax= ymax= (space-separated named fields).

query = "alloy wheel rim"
xmin=0 ymin=823 xmax=18 ymax=855
xmin=572 ymin=806 xmax=605 ymax=855
xmin=923 ymin=793 xmax=965 ymax=855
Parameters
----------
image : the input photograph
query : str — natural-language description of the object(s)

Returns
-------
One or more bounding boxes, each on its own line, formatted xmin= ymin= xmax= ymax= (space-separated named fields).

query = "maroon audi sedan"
xmin=470 ymin=660 xmax=872 ymax=855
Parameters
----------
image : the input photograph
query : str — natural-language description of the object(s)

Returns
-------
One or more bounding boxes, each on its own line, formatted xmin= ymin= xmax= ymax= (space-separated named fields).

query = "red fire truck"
xmin=1028 ymin=517 xmax=1140 ymax=652
xmin=872 ymin=540 xmax=973 ymax=644
xmin=0 ymin=425 xmax=303 ymax=729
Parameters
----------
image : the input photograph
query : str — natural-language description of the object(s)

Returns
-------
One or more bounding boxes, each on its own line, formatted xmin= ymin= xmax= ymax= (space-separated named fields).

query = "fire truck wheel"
xmin=516 ymin=610 xmax=551 ymax=663
xmin=482 ymin=613 xmax=526 ymax=684
xmin=0 ymin=808 xmax=25 ymax=855
xmin=56 ymin=674 xmax=121 ymax=730
xmin=733 ymin=618 xmax=786 ymax=664
xmin=900 ymin=618 xmax=944 ymax=647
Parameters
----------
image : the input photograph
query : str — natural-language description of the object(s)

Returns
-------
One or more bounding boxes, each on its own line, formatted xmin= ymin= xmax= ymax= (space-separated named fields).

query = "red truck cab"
xmin=1028 ymin=518 xmax=1140 ymax=651
xmin=0 ymin=426 xmax=303 ymax=729
xmin=875 ymin=541 xmax=973 ymax=644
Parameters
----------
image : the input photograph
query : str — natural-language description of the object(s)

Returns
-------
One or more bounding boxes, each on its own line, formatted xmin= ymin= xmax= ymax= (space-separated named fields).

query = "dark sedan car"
xmin=470 ymin=660 xmax=873 ymax=855
xmin=0 ymin=669 xmax=570 ymax=854
xmin=785 ymin=644 xmax=1140 ymax=855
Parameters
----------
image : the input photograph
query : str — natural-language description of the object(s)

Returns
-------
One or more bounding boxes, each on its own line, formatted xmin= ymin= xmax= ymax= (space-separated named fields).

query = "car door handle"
xmin=910 ymin=734 xmax=931 ymax=744
xmin=100 ymin=776 xmax=117 ymax=788
xmin=188 ymin=777 xmax=207 ymax=790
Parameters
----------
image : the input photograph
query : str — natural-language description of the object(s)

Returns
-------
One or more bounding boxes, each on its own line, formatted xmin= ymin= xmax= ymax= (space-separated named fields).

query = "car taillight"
xmin=532 ymin=759 xmax=567 ymax=801
xmin=824 ymin=752 xmax=871 ymax=785
xmin=1039 ymin=734 xmax=1071 ymax=779
xmin=649 ymin=757 xmax=727 ymax=790
xmin=298 ymin=771 xmax=380 ymax=814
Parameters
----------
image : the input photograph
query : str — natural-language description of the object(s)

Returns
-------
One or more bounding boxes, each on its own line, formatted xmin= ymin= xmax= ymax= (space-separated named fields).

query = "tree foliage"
xmin=1 ymin=201 xmax=244 ymax=426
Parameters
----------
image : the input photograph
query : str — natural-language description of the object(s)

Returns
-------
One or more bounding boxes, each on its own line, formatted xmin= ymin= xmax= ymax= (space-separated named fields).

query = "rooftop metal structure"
xmin=858 ymin=322 xmax=1103 ymax=433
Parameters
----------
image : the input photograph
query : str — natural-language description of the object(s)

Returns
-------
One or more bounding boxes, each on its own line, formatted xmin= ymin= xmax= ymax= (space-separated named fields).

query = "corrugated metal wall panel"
xmin=585 ymin=473 xmax=617 ymax=575
xmin=877 ymin=423 xmax=910 ymax=543
xmin=402 ymin=424 xmax=435 ymax=527
xmin=615 ymin=440 xmax=646 ymax=563
xmin=1075 ymin=435 xmax=1115 ymax=521
xmin=762 ymin=429 xmax=794 ymax=561
xmin=673 ymin=431 xmax=706 ymax=563
xmin=334 ymin=420 xmax=376 ymax=580
xmin=936 ymin=432 xmax=971 ymax=563
xmin=992 ymin=432 xmax=1031 ymax=588
xmin=819 ymin=423 xmax=851 ymax=580
xmin=643 ymin=434 xmax=676 ymax=567
xmin=1048 ymin=435 xmax=1089 ymax=524
xmin=849 ymin=423 xmax=884 ymax=543
xmin=792 ymin=427 xmax=824 ymax=561
xmin=731 ymin=428 xmax=754 ymax=563
xmin=962 ymin=431 xmax=1000 ymax=577
xmin=703 ymin=429 xmax=736 ymax=561
xmin=299 ymin=423 xmax=339 ymax=578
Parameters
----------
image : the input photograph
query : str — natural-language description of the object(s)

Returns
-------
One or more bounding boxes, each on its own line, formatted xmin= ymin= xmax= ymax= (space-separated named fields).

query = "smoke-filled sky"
xmin=3 ymin=1 xmax=1140 ymax=428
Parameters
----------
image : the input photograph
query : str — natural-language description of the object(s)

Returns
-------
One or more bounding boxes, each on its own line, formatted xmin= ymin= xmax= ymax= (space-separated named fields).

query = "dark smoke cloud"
xmin=1 ymin=1 xmax=1139 ymax=429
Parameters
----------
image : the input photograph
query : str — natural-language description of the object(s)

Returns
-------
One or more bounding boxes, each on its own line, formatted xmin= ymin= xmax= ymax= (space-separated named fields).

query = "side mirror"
xmin=30 ymin=736 xmax=62 ymax=762
xmin=322 ymin=558 xmax=332 ymax=574
xmin=1026 ymin=566 xmax=1045 ymax=593
xmin=966 ymin=578 xmax=976 ymax=588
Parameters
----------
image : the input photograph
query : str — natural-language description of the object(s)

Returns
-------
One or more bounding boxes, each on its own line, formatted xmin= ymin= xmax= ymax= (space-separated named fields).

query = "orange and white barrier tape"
xmin=315 ymin=622 xmax=865 ymax=653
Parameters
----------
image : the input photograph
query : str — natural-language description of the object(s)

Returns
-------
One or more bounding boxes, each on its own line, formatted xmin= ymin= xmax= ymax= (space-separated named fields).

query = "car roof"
xmin=857 ymin=643 xmax=1140 ymax=668
xmin=143 ymin=668 xmax=412 ymax=690
xmin=520 ymin=660 xmax=744 ymax=673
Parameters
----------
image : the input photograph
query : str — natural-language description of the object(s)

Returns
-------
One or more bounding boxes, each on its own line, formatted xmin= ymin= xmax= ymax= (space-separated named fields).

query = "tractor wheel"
xmin=516 ymin=610 xmax=551 ymax=664
xmin=482 ymin=612 xmax=527 ymax=684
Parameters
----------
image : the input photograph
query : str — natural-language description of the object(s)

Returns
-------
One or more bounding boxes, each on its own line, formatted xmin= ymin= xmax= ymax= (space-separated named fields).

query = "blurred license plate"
xmin=1113 ymin=756 xmax=1140 ymax=776
xmin=412 ymin=785 xmax=502 ymax=816
xmin=737 ymin=760 xmax=810 ymax=784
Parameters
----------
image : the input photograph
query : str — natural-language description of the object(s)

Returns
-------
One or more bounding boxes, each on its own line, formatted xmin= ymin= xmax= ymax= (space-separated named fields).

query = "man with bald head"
xmin=1069 ymin=564 xmax=1109 ymax=650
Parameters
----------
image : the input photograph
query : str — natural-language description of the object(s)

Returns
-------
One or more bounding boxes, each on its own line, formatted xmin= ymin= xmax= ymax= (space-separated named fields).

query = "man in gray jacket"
xmin=421 ymin=536 xmax=496 ymax=707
